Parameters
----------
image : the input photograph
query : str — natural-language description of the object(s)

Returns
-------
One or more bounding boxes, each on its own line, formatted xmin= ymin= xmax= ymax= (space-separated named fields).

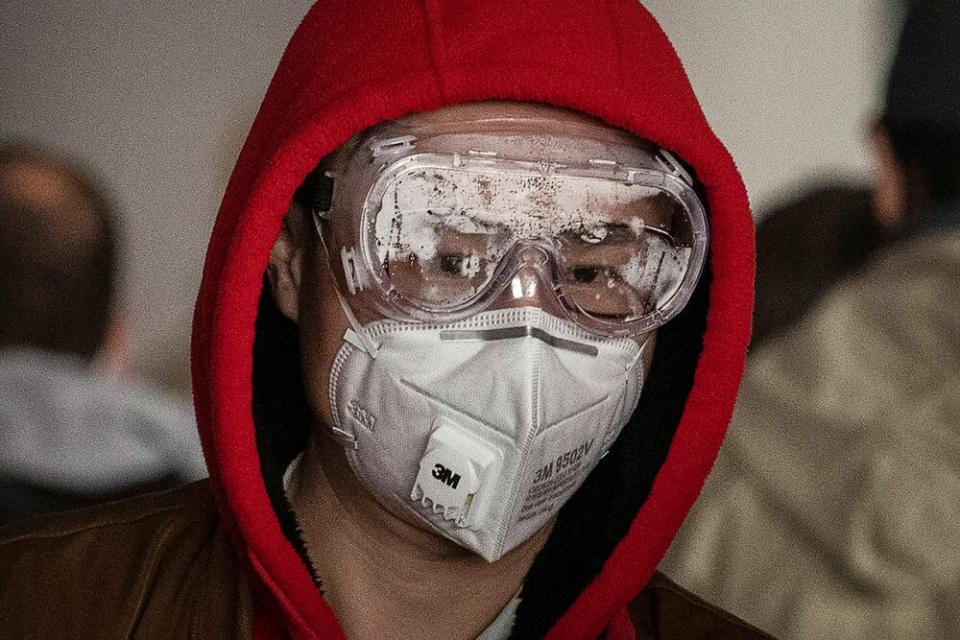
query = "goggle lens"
xmin=372 ymin=165 xmax=696 ymax=322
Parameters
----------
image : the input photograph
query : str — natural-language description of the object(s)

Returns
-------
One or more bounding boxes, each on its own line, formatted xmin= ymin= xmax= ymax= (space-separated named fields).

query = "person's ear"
xmin=268 ymin=205 xmax=310 ymax=323
xmin=871 ymin=124 xmax=907 ymax=229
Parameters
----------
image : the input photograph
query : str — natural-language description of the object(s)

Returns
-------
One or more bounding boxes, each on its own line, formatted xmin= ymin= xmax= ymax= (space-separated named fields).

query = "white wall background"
xmin=1 ymin=1 xmax=313 ymax=392
xmin=645 ymin=0 xmax=901 ymax=207
xmin=0 ymin=1 xmax=901 ymax=394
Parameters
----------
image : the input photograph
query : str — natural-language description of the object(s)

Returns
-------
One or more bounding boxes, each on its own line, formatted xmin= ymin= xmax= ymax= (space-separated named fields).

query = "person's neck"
xmin=286 ymin=429 xmax=551 ymax=640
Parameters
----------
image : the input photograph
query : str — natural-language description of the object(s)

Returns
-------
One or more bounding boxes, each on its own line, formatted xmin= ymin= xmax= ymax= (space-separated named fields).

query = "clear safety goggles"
xmin=307 ymin=117 xmax=708 ymax=338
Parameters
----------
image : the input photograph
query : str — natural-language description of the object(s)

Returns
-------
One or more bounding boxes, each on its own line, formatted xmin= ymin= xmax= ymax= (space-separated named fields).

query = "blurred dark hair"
xmin=752 ymin=183 xmax=883 ymax=346
xmin=0 ymin=143 xmax=118 ymax=360
xmin=881 ymin=117 xmax=960 ymax=211
xmin=882 ymin=0 xmax=960 ymax=212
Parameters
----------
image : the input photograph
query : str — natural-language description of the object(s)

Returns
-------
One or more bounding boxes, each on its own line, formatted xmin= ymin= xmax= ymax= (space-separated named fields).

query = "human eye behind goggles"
xmin=309 ymin=117 xmax=708 ymax=337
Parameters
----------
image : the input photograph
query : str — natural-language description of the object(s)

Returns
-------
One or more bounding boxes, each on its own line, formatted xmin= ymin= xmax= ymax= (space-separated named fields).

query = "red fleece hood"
xmin=192 ymin=2 xmax=754 ymax=638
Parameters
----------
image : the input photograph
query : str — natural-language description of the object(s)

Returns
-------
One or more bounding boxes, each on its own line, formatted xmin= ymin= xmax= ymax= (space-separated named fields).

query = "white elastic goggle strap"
xmin=312 ymin=210 xmax=381 ymax=359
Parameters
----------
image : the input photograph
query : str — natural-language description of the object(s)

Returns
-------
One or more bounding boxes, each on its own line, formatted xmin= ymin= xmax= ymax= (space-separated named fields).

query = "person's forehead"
xmin=392 ymin=100 xmax=643 ymax=147
xmin=324 ymin=100 xmax=654 ymax=173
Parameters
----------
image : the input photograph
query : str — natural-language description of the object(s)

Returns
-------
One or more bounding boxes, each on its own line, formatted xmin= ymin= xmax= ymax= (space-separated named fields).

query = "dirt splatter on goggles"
xmin=306 ymin=112 xmax=708 ymax=337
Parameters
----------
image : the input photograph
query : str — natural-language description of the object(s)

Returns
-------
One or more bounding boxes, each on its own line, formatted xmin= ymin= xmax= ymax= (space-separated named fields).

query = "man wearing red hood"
xmin=0 ymin=2 xmax=765 ymax=638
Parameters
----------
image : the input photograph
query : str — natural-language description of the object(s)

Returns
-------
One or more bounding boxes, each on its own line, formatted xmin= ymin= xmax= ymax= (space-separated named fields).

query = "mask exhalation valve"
xmin=410 ymin=418 xmax=499 ymax=528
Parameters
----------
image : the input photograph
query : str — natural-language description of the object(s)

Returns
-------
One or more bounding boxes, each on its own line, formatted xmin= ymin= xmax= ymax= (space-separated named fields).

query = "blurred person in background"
xmin=661 ymin=2 xmax=960 ymax=638
xmin=750 ymin=182 xmax=884 ymax=347
xmin=0 ymin=143 xmax=205 ymax=525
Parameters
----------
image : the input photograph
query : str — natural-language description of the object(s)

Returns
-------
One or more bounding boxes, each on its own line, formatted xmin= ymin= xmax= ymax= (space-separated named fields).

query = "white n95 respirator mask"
xmin=326 ymin=306 xmax=647 ymax=562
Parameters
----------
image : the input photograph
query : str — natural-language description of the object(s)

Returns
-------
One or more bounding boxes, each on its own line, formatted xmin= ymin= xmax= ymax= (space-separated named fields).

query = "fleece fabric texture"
xmin=190 ymin=2 xmax=754 ymax=639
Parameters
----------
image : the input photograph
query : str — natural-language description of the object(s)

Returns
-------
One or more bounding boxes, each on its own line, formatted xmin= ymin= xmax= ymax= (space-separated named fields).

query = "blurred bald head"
xmin=0 ymin=143 xmax=117 ymax=360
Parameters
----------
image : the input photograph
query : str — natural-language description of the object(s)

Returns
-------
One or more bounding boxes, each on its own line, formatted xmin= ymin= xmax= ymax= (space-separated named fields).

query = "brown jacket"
xmin=0 ymin=481 xmax=771 ymax=640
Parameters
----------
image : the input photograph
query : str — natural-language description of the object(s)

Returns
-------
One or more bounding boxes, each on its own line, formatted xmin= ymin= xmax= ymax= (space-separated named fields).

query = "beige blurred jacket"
xmin=661 ymin=227 xmax=960 ymax=640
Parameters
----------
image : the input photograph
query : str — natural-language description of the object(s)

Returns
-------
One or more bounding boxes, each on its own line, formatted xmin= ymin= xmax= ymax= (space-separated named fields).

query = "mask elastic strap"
xmin=334 ymin=287 xmax=381 ymax=358
xmin=626 ymin=332 xmax=654 ymax=373
xmin=312 ymin=210 xmax=381 ymax=359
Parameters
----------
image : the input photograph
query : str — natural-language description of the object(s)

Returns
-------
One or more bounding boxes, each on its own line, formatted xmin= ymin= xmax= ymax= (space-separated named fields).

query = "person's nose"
xmin=497 ymin=244 xmax=557 ymax=311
